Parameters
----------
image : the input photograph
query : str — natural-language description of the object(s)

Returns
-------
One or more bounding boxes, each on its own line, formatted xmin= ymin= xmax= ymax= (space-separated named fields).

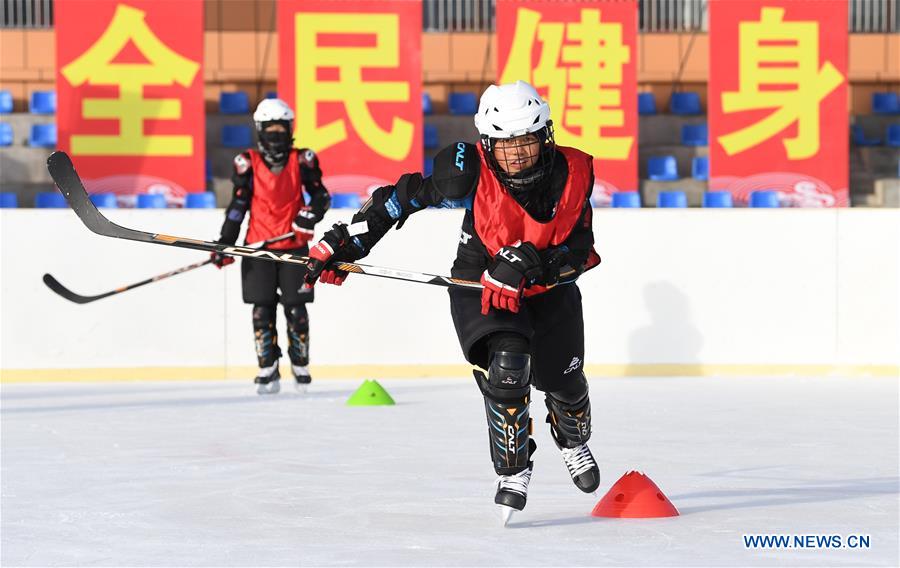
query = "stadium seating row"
xmin=610 ymin=190 xmax=780 ymax=208
xmin=851 ymin=124 xmax=900 ymax=147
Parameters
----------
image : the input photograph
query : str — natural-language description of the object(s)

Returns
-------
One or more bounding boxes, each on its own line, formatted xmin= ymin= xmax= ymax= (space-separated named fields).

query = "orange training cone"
xmin=591 ymin=471 xmax=679 ymax=518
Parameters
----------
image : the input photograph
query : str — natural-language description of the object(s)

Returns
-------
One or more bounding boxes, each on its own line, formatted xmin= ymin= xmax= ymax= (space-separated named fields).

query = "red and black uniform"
xmin=331 ymin=141 xmax=597 ymax=392
xmin=218 ymin=147 xmax=329 ymax=368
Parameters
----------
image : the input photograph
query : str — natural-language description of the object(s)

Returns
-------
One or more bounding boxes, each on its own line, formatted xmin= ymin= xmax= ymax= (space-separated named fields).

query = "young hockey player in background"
xmin=212 ymin=98 xmax=330 ymax=395
xmin=303 ymin=81 xmax=600 ymax=523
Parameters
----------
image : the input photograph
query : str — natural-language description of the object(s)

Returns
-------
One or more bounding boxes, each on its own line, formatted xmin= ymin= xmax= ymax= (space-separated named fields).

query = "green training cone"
xmin=346 ymin=379 xmax=396 ymax=406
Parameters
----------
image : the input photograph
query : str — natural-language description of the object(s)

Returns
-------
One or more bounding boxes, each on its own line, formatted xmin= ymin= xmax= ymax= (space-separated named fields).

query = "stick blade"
xmin=47 ymin=151 xmax=118 ymax=238
xmin=42 ymin=273 xmax=97 ymax=304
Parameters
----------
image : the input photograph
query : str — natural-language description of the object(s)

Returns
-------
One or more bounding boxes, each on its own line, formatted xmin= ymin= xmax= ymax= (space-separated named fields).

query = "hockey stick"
xmin=48 ymin=151 xmax=485 ymax=290
xmin=42 ymin=232 xmax=295 ymax=304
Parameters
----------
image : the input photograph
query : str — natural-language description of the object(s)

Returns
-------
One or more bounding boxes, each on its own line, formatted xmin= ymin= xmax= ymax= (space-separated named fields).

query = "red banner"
xmin=709 ymin=0 xmax=848 ymax=207
xmin=56 ymin=0 xmax=204 ymax=204
xmin=496 ymin=0 xmax=638 ymax=203
xmin=278 ymin=0 xmax=422 ymax=196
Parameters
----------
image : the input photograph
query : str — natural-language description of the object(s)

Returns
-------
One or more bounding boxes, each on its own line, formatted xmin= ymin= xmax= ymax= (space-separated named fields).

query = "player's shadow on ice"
xmin=625 ymin=281 xmax=704 ymax=377
xmin=669 ymin=476 xmax=900 ymax=515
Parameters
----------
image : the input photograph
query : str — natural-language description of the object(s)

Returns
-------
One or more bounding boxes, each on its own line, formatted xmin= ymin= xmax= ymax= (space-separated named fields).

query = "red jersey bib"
xmin=474 ymin=145 xmax=595 ymax=296
xmin=246 ymin=149 xmax=309 ymax=249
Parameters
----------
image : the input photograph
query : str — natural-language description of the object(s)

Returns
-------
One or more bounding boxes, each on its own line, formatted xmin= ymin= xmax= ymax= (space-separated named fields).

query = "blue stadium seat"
xmin=424 ymin=157 xmax=434 ymax=177
xmin=185 ymin=192 xmax=216 ymax=208
xmin=422 ymin=92 xmax=433 ymax=115
xmin=137 ymin=194 xmax=167 ymax=208
xmin=703 ymin=191 xmax=733 ymax=208
xmin=0 ymin=192 xmax=18 ymax=208
xmin=219 ymin=92 xmax=250 ymax=115
xmin=29 ymin=91 xmax=56 ymax=114
xmin=670 ymin=92 xmax=701 ymax=115
xmin=89 ymin=193 xmax=117 ymax=208
xmin=0 ymin=122 xmax=12 ymax=146
xmin=0 ymin=90 xmax=12 ymax=114
xmin=424 ymin=124 xmax=439 ymax=149
xmin=265 ymin=91 xmax=278 ymax=99
xmin=648 ymin=155 xmax=678 ymax=181
xmin=691 ymin=156 xmax=709 ymax=181
xmin=851 ymin=124 xmax=881 ymax=146
xmin=35 ymin=191 xmax=67 ymax=208
xmin=638 ymin=93 xmax=657 ymax=115
xmin=681 ymin=123 xmax=708 ymax=146
xmin=749 ymin=190 xmax=779 ymax=208
xmin=331 ymin=193 xmax=362 ymax=209
xmin=448 ymin=92 xmax=478 ymax=115
xmin=611 ymin=192 xmax=641 ymax=208
xmin=886 ymin=124 xmax=900 ymax=147
xmin=657 ymin=190 xmax=687 ymax=208
xmin=872 ymin=92 xmax=900 ymax=115
xmin=221 ymin=125 xmax=252 ymax=148
xmin=29 ymin=124 xmax=56 ymax=148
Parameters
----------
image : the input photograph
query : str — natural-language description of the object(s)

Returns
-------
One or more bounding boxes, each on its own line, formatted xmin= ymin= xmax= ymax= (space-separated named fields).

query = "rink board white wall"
xmin=1 ymin=209 xmax=898 ymax=376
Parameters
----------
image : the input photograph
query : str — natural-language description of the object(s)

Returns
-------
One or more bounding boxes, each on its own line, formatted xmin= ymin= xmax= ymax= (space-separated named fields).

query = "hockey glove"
xmin=210 ymin=251 xmax=235 ymax=269
xmin=480 ymin=241 xmax=543 ymax=315
xmin=292 ymin=207 xmax=319 ymax=239
xmin=304 ymin=223 xmax=358 ymax=287
xmin=539 ymin=245 xmax=572 ymax=286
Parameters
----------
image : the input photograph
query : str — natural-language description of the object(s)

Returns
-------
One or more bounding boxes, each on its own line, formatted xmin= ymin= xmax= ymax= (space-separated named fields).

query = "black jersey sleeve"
xmin=218 ymin=152 xmax=254 ymax=245
xmin=336 ymin=143 xmax=480 ymax=259
xmin=297 ymin=148 xmax=330 ymax=217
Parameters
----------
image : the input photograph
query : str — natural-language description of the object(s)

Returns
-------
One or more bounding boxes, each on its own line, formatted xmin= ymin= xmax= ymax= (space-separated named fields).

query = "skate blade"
xmin=498 ymin=505 xmax=516 ymax=527
xmin=256 ymin=380 xmax=281 ymax=395
xmin=294 ymin=382 xmax=309 ymax=394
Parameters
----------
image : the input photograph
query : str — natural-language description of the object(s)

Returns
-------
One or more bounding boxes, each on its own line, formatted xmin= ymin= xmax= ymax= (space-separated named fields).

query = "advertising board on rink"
xmin=56 ymin=0 xmax=205 ymax=204
xmin=496 ymin=0 xmax=639 ymax=204
xmin=278 ymin=0 xmax=423 ymax=196
xmin=708 ymin=0 xmax=849 ymax=207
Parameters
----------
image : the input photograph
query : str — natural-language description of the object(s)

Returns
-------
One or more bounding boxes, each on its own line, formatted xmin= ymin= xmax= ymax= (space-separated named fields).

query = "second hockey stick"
xmin=43 ymin=232 xmax=295 ymax=305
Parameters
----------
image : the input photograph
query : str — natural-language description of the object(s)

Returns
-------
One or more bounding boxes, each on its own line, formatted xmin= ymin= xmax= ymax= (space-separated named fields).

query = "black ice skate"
xmin=558 ymin=443 xmax=600 ymax=494
xmin=546 ymin=392 xmax=600 ymax=494
xmin=254 ymin=362 xmax=281 ymax=395
xmin=495 ymin=439 xmax=537 ymax=526
xmin=291 ymin=364 xmax=311 ymax=393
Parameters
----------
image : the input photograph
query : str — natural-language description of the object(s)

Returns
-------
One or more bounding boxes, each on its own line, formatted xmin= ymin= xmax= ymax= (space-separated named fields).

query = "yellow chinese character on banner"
xmin=295 ymin=13 xmax=412 ymax=160
xmin=501 ymin=8 xmax=632 ymax=160
xmin=719 ymin=7 xmax=843 ymax=159
xmin=61 ymin=4 xmax=199 ymax=156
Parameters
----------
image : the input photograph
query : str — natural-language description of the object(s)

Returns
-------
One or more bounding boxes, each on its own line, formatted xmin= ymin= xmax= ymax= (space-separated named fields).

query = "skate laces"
xmin=496 ymin=468 xmax=533 ymax=497
xmin=560 ymin=444 xmax=596 ymax=477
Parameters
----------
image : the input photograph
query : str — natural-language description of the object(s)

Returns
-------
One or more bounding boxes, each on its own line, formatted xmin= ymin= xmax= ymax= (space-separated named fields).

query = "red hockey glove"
xmin=480 ymin=241 xmax=543 ymax=315
xmin=292 ymin=207 xmax=320 ymax=240
xmin=210 ymin=251 xmax=235 ymax=269
xmin=304 ymin=223 xmax=357 ymax=287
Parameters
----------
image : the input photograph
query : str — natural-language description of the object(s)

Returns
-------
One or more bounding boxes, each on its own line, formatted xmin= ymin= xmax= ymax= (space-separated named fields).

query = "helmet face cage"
xmin=481 ymin=121 xmax=555 ymax=194
xmin=256 ymin=119 xmax=294 ymax=163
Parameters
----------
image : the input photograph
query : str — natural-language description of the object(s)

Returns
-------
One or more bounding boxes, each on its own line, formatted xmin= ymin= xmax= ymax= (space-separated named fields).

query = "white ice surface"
xmin=2 ymin=376 xmax=898 ymax=567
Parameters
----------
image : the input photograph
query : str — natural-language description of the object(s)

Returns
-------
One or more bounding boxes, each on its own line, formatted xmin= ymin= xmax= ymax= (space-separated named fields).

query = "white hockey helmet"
xmin=473 ymin=80 xmax=551 ymax=141
xmin=253 ymin=98 xmax=295 ymax=131
xmin=474 ymin=81 xmax=556 ymax=193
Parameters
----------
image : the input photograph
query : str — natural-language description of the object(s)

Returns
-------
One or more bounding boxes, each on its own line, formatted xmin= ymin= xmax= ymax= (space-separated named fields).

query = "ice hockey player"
xmin=211 ymin=98 xmax=330 ymax=395
xmin=302 ymin=81 xmax=601 ymax=523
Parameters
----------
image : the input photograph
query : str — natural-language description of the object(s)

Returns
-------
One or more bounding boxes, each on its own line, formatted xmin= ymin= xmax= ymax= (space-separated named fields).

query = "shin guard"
xmin=474 ymin=352 xmax=532 ymax=475
xmin=545 ymin=380 xmax=592 ymax=449
xmin=284 ymin=304 xmax=310 ymax=366
xmin=252 ymin=304 xmax=281 ymax=368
